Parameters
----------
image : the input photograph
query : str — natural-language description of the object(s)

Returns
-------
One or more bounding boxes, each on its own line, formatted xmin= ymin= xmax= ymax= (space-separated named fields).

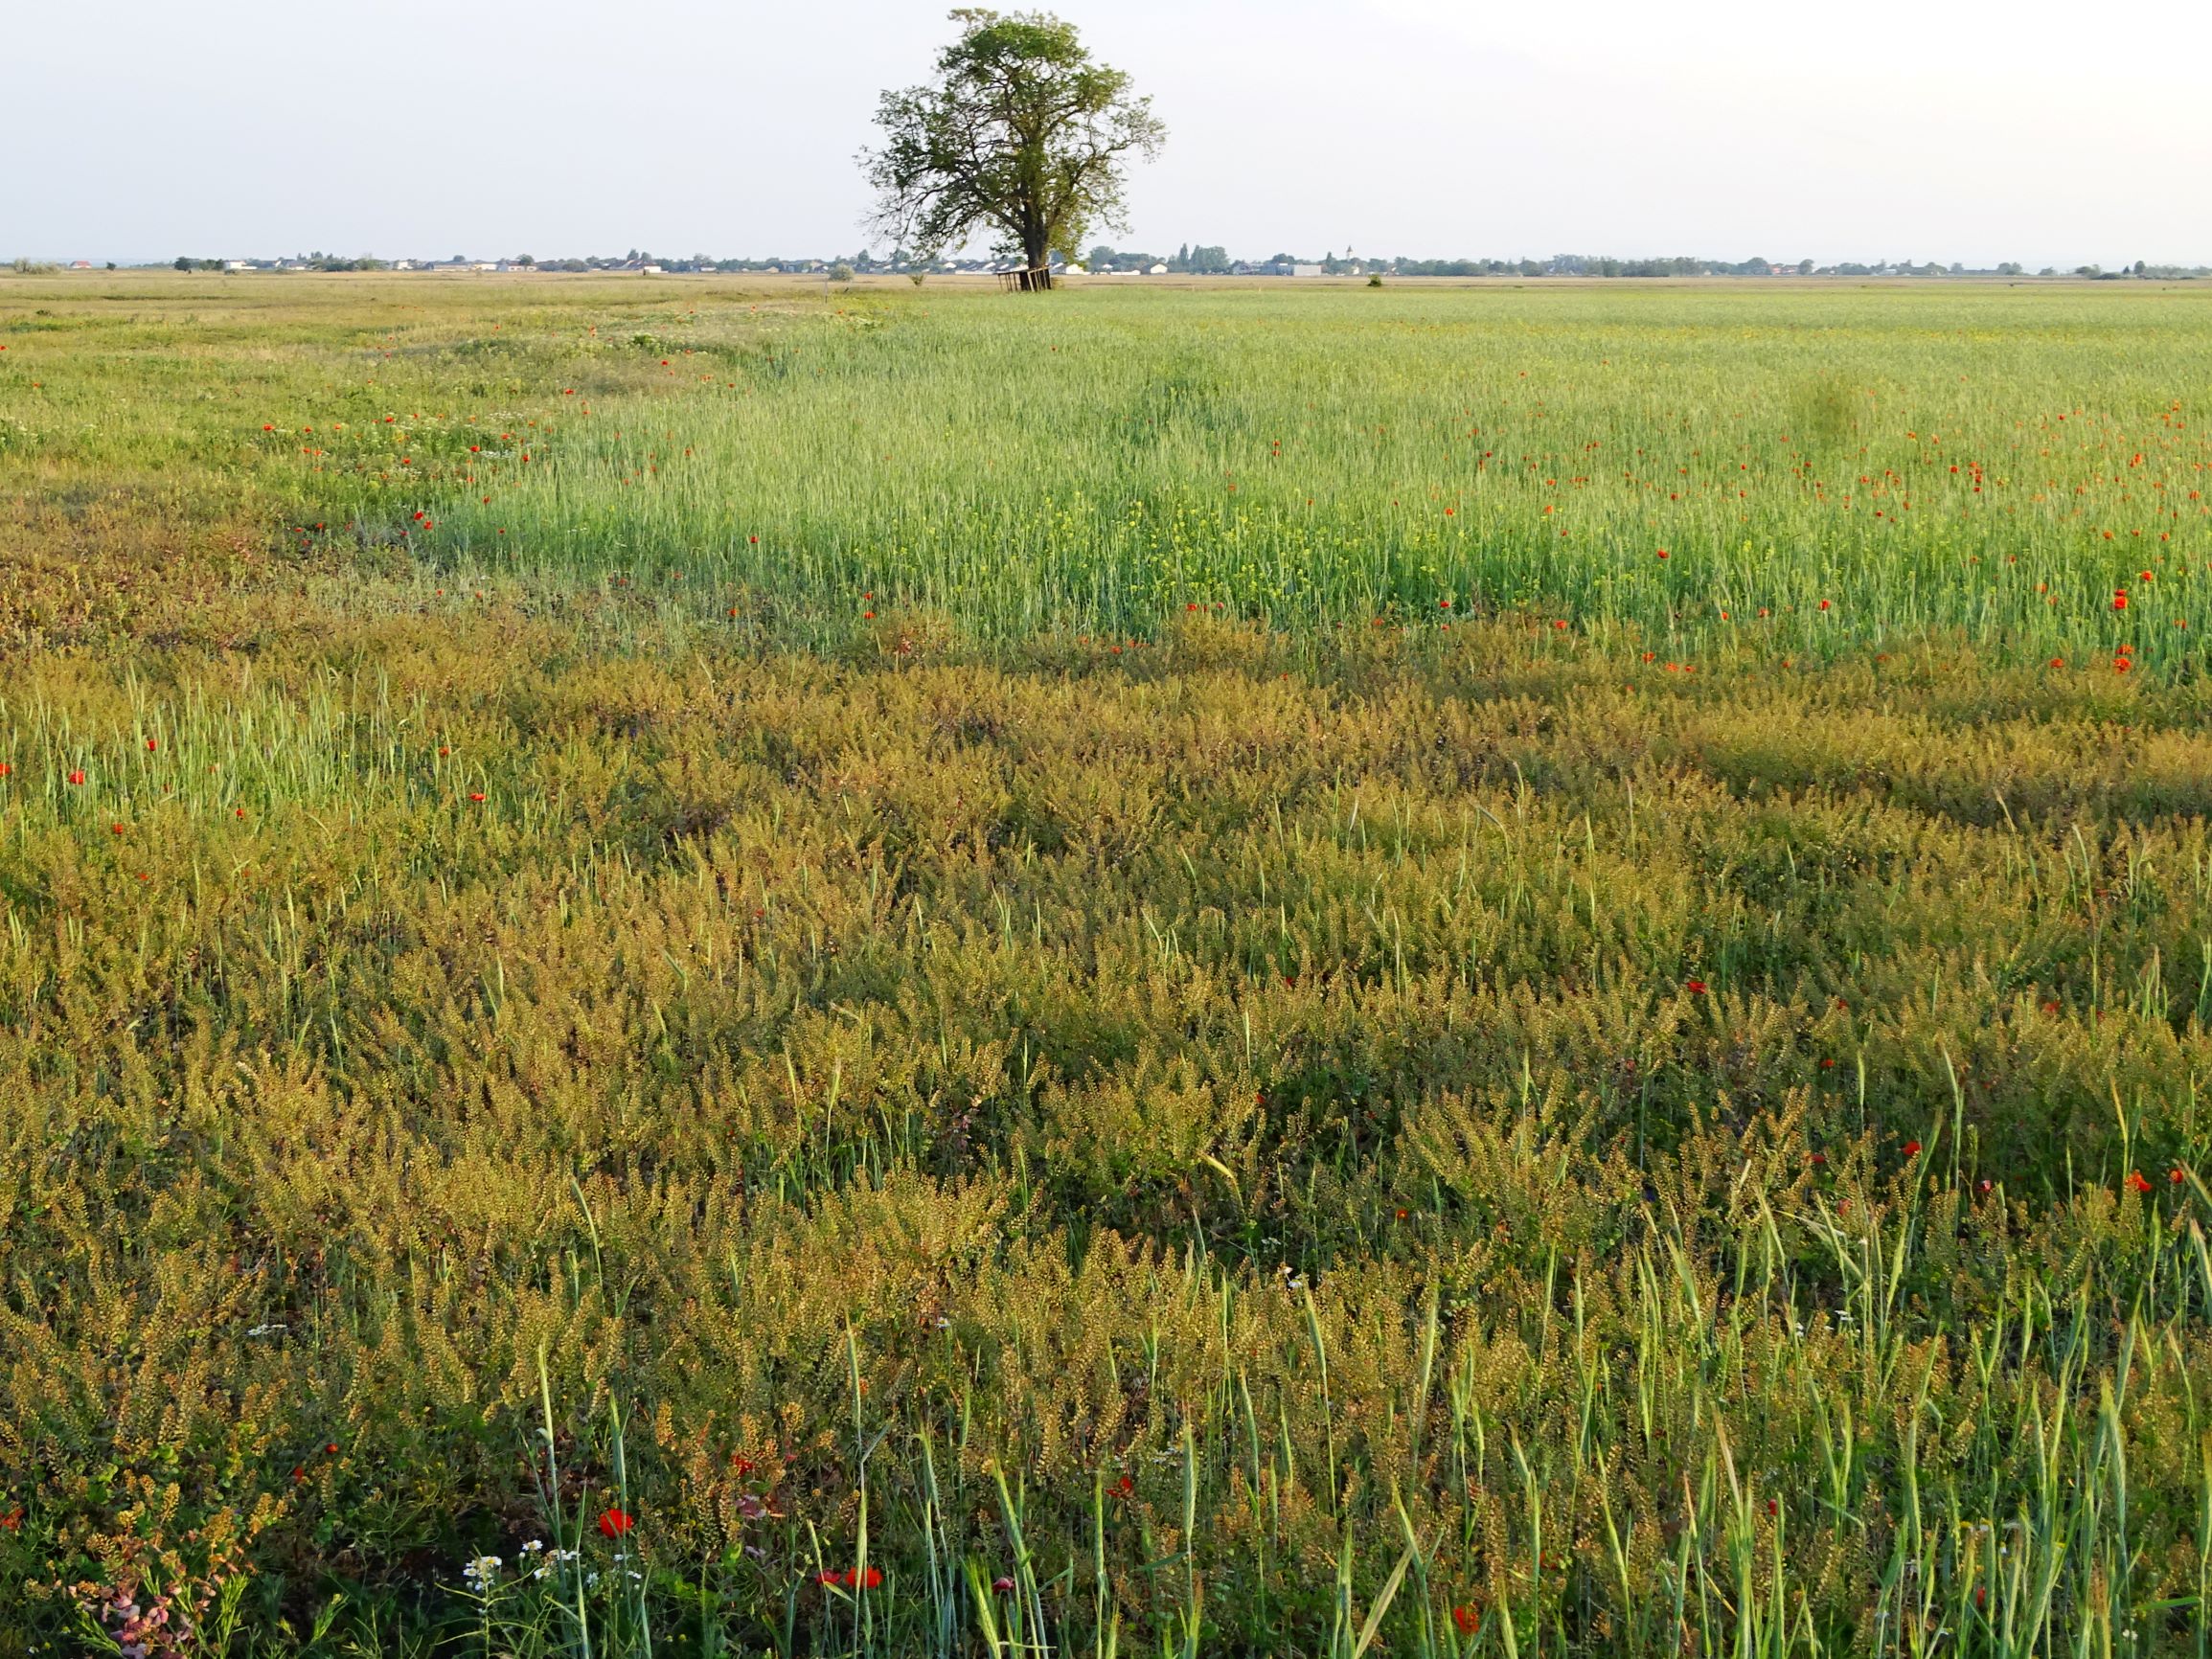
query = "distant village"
xmin=25 ymin=248 xmax=2208 ymax=281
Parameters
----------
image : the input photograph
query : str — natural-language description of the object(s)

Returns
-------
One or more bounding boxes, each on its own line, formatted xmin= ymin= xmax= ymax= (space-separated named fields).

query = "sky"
xmin=11 ymin=0 xmax=2211 ymax=268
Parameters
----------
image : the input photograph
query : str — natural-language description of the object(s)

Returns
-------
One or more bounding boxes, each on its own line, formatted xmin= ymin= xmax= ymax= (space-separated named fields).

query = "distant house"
xmin=69 ymin=260 xmax=93 ymax=270
xmin=224 ymin=261 xmax=255 ymax=272
xmin=1147 ymin=262 xmax=1169 ymax=275
xmin=1292 ymin=264 xmax=1325 ymax=278
xmin=640 ymin=264 xmax=664 ymax=275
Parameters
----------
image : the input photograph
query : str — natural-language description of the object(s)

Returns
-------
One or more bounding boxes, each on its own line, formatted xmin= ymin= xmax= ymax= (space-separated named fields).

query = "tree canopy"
xmin=862 ymin=10 xmax=1164 ymax=290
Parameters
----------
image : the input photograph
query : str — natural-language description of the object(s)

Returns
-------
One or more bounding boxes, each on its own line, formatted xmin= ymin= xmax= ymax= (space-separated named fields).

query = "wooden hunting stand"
xmin=996 ymin=265 xmax=1053 ymax=292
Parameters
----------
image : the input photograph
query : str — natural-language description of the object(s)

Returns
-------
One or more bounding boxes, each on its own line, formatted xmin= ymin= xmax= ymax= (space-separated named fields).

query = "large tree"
xmin=862 ymin=10 xmax=1164 ymax=291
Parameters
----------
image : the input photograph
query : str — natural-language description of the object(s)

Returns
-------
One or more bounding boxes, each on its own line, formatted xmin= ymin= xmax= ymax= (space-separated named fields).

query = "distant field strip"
xmin=414 ymin=284 xmax=2212 ymax=661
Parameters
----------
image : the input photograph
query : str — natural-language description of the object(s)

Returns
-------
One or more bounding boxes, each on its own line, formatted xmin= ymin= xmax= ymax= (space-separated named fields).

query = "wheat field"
xmin=1 ymin=272 xmax=2209 ymax=1657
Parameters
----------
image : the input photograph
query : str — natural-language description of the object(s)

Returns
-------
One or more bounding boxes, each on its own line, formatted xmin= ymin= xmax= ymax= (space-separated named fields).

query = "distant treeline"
xmin=1332 ymin=255 xmax=2207 ymax=280
xmin=137 ymin=250 xmax=2212 ymax=280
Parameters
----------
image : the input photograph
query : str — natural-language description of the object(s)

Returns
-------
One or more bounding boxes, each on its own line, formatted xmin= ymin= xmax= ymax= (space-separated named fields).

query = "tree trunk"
xmin=1021 ymin=229 xmax=1052 ymax=291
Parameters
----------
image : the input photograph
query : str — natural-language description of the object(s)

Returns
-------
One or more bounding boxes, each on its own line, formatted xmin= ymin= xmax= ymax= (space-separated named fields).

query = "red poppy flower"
xmin=2113 ymin=591 xmax=2129 ymax=610
xmin=1903 ymin=1140 xmax=1922 ymax=1156
xmin=146 ymin=738 xmax=158 ymax=752
xmin=858 ymin=1567 xmax=883 ymax=1588
xmin=2171 ymin=1169 xmax=2186 ymax=1184
xmin=1686 ymin=978 xmax=1707 ymax=994
xmin=2127 ymin=1170 xmax=2154 ymax=1194
xmin=469 ymin=791 xmax=487 ymax=804
xmin=992 ymin=1576 xmax=1015 ymax=1593
xmin=1452 ymin=1605 xmax=1480 ymax=1636
xmin=2113 ymin=658 xmax=2132 ymax=674
xmin=0 ymin=763 xmax=10 ymax=778
xmin=110 ymin=823 xmax=125 ymax=836
xmin=67 ymin=769 xmax=85 ymax=785
xmin=1654 ymin=549 xmax=1669 ymax=559
xmin=598 ymin=1506 xmax=634 ymax=1538
xmin=1817 ymin=599 xmax=1831 ymax=611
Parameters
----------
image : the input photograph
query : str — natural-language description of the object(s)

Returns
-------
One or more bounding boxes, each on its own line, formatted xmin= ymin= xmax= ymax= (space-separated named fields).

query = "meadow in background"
xmin=441 ymin=281 xmax=2209 ymax=660
xmin=0 ymin=273 xmax=2209 ymax=1656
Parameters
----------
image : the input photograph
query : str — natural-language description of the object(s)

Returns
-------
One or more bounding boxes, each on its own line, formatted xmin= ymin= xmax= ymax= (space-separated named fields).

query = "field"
xmin=2 ymin=272 xmax=2210 ymax=1658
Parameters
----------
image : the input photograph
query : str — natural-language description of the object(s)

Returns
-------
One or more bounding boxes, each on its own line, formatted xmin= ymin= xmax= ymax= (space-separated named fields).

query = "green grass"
xmin=395 ymin=282 xmax=2212 ymax=663
xmin=0 ymin=274 xmax=2210 ymax=1658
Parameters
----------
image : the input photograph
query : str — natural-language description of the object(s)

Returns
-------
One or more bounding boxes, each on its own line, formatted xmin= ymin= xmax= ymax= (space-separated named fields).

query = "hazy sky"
xmin=12 ymin=0 xmax=2211 ymax=267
